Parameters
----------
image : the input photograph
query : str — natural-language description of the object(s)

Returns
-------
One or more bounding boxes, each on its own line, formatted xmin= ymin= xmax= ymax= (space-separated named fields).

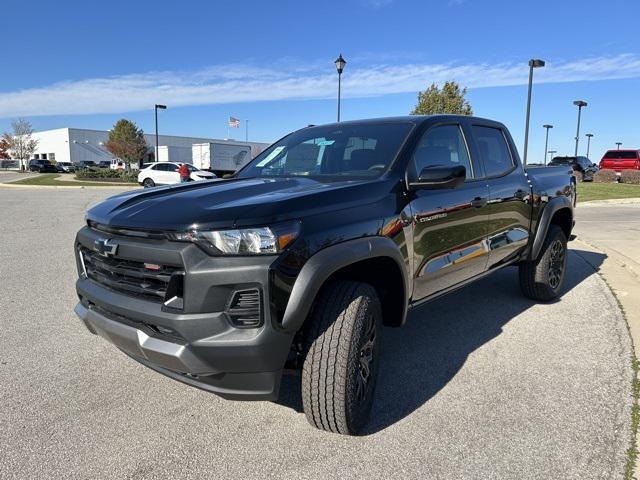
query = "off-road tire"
xmin=142 ymin=178 xmax=155 ymax=188
xmin=519 ymin=225 xmax=568 ymax=301
xmin=301 ymin=280 xmax=382 ymax=435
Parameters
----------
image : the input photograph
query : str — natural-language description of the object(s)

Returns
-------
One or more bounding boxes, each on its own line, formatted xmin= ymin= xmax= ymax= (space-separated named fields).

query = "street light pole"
xmin=585 ymin=133 xmax=593 ymax=158
xmin=573 ymin=100 xmax=587 ymax=156
xmin=335 ymin=54 xmax=346 ymax=122
xmin=246 ymin=120 xmax=249 ymax=142
xmin=548 ymin=150 xmax=557 ymax=159
xmin=154 ymin=104 xmax=167 ymax=163
xmin=616 ymin=142 xmax=622 ymax=150
xmin=523 ymin=59 xmax=545 ymax=166
xmin=543 ymin=124 xmax=553 ymax=165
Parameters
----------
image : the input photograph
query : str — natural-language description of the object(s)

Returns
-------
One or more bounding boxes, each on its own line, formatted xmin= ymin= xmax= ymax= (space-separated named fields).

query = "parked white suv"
xmin=137 ymin=162 xmax=217 ymax=188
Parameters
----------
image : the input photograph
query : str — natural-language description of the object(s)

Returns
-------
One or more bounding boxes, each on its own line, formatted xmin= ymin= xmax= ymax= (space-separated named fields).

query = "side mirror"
xmin=409 ymin=165 xmax=466 ymax=190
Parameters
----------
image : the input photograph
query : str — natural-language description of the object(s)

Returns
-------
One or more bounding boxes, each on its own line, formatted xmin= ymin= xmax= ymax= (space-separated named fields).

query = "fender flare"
xmin=280 ymin=236 xmax=409 ymax=332
xmin=529 ymin=196 xmax=573 ymax=260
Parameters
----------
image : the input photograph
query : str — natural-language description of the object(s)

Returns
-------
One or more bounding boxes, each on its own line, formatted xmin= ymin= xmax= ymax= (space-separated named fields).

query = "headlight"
xmin=169 ymin=221 xmax=300 ymax=256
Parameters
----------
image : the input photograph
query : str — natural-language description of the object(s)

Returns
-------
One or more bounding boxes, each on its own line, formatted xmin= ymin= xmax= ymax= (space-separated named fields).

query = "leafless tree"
xmin=2 ymin=119 xmax=38 ymax=171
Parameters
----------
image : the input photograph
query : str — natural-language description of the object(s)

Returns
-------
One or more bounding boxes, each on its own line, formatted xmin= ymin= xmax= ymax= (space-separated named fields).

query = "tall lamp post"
xmin=616 ymin=142 xmax=622 ymax=150
xmin=154 ymin=104 xmax=167 ymax=163
xmin=335 ymin=54 xmax=346 ymax=122
xmin=523 ymin=59 xmax=545 ymax=165
xmin=585 ymin=133 xmax=594 ymax=158
xmin=543 ymin=124 xmax=553 ymax=165
xmin=572 ymin=100 xmax=587 ymax=156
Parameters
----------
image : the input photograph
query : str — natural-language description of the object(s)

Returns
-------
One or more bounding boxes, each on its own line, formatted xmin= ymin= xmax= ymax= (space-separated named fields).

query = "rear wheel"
xmin=301 ymin=280 xmax=382 ymax=435
xmin=519 ymin=225 xmax=568 ymax=301
xmin=142 ymin=178 xmax=155 ymax=188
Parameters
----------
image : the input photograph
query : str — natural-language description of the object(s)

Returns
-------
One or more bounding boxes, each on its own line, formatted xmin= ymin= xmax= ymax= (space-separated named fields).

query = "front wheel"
xmin=519 ymin=225 xmax=568 ymax=301
xmin=301 ymin=280 xmax=382 ymax=435
xmin=142 ymin=178 xmax=155 ymax=188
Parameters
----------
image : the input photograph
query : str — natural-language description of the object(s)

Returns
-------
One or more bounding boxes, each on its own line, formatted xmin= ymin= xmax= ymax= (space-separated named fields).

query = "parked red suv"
xmin=599 ymin=150 xmax=640 ymax=172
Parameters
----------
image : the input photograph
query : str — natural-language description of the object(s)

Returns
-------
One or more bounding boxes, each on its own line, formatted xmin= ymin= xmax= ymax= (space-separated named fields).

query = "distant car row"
xmin=545 ymin=149 xmax=639 ymax=181
xmin=28 ymin=159 xmax=111 ymax=173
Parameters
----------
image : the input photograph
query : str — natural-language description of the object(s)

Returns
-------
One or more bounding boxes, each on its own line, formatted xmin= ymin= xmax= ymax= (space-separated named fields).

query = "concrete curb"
xmin=579 ymin=197 xmax=640 ymax=206
xmin=0 ymin=182 xmax=137 ymax=190
xmin=573 ymin=238 xmax=640 ymax=479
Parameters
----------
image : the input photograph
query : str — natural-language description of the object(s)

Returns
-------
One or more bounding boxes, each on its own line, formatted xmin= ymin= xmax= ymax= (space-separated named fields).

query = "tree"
xmin=2 ymin=119 xmax=38 ymax=171
xmin=0 ymin=138 xmax=10 ymax=160
xmin=410 ymin=81 xmax=473 ymax=116
xmin=105 ymin=119 xmax=148 ymax=167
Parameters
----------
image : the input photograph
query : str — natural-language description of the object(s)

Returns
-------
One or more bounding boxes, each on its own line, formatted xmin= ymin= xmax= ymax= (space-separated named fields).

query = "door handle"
xmin=471 ymin=197 xmax=488 ymax=208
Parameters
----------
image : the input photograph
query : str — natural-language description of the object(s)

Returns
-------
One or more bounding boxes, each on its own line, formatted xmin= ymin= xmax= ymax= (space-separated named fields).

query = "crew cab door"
xmin=408 ymin=123 xmax=490 ymax=301
xmin=470 ymin=125 xmax=531 ymax=268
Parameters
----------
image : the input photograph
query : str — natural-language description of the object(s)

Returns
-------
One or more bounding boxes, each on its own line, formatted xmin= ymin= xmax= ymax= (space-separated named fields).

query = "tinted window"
xmin=472 ymin=126 xmax=514 ymax=177
xmin=166 ymin=164 xmax=178 ymax=172
xmin=549 ymin=157 xmax=572 ymax=166
xmin=238 ymin=123 xmax=412 ymax=180
xmin=413 ymin=125 xmax=472 ymax=178
xmin=577 ymin=157 xmax=591 ymax=167
xmin=604 ymin=151 xmax=638 ymax=159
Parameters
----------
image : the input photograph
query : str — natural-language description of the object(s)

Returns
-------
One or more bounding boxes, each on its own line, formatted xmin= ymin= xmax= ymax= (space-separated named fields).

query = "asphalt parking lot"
xmin=0 ymin=187 xmax=633 ymax=480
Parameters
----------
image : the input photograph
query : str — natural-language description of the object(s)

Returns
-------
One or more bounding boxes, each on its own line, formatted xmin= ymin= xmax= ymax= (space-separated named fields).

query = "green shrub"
xmin=592 ymin=169 xmax=618 ymax=183
xmin=620 ymin=170 xmax=640 ymax=185
xmin=75 ymin=168 xmax=137 ymax=183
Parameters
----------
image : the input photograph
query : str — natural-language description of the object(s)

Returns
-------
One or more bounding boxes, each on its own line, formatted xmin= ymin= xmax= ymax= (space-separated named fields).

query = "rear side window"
xmin=472 ymin=126 xmax=514 ymax=177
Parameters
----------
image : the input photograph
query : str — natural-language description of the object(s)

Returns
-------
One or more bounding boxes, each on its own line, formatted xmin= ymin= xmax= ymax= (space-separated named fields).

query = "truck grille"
xmin=79 ymin=246 xmax=180 ymax=302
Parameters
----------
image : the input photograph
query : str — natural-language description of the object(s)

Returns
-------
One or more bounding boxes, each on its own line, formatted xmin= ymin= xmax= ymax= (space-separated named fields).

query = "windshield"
xmin=237 ymin=122 xmax=413 ymax=180
xmin=549 ymin=157 xmax=572 ymax=165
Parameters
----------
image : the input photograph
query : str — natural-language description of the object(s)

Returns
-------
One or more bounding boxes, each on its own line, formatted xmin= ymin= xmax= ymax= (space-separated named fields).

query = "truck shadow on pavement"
xmin=277 ymin=248 xmax=606 ymax=434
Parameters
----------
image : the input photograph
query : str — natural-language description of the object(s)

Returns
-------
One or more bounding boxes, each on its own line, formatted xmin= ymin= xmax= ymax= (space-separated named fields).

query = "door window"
xmin=413 ymin=125 xmax=473 ymax=178
xmin=472 ymin=126 xmax=514 ymax=177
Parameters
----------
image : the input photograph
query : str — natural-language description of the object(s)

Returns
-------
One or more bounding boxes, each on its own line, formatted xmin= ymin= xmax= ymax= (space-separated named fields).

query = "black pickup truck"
xmin=74 ymin=115 xmax=575 ymax=435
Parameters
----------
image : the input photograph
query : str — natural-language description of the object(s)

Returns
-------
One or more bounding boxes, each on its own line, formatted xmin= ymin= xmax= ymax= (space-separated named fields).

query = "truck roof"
xmin=308 ymin=114 xmax=506 ymax=129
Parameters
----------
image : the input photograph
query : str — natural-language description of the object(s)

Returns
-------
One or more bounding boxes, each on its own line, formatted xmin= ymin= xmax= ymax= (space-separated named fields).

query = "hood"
xmin=87 ymin=176 xmax=395 ymax=231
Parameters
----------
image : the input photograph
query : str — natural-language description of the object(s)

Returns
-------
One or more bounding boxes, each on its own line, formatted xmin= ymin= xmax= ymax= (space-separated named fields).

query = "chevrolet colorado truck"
xmin=74 ymin=115 xmax=575 ymax=435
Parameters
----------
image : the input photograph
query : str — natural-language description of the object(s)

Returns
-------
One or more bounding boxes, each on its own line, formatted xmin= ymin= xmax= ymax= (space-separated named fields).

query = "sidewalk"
xmin=573 ymin=202 xmax=640 ymax=478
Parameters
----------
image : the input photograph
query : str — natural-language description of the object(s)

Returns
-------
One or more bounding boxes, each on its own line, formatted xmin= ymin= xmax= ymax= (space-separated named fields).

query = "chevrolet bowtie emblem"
xmin=94 ymin=238 xmax=118 ymax=257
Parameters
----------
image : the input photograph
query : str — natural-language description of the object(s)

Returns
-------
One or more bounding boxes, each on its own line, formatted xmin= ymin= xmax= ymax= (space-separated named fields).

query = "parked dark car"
xmin=97 ymin=160 xmax=111 ymax=169
xmin=28 ymin=159 xmax=57 ymax=173
xmin=549 ymin=155 xmax=598 ymax=181
xmin=75 ymin=161 xmax=97 ymax=170
xmin=73 ymin=115 xmax=575 ymax=435
xmin=56 ymin=162 xmax=76 ymax=173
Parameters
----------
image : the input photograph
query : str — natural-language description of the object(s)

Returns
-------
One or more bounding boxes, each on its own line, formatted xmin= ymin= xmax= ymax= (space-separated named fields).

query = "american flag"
xmin=228 ymin=116 xmax=240 ymax=128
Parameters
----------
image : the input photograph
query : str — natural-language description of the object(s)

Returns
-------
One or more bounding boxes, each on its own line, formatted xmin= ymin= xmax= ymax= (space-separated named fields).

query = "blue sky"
xmin=1 ymin=0 xmax=639 ymax=162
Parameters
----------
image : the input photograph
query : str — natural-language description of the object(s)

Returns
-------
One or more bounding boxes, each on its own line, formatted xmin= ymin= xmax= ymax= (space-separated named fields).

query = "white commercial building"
xmin=30 ymin=128 xmax=268 ymax=166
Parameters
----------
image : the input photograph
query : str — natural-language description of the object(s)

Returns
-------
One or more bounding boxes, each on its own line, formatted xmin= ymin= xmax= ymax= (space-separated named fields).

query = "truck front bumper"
xmin=74 ymin=302 xmax=283 ymax=400
xmin=73 ymin=226 xmax=296 ymax=401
